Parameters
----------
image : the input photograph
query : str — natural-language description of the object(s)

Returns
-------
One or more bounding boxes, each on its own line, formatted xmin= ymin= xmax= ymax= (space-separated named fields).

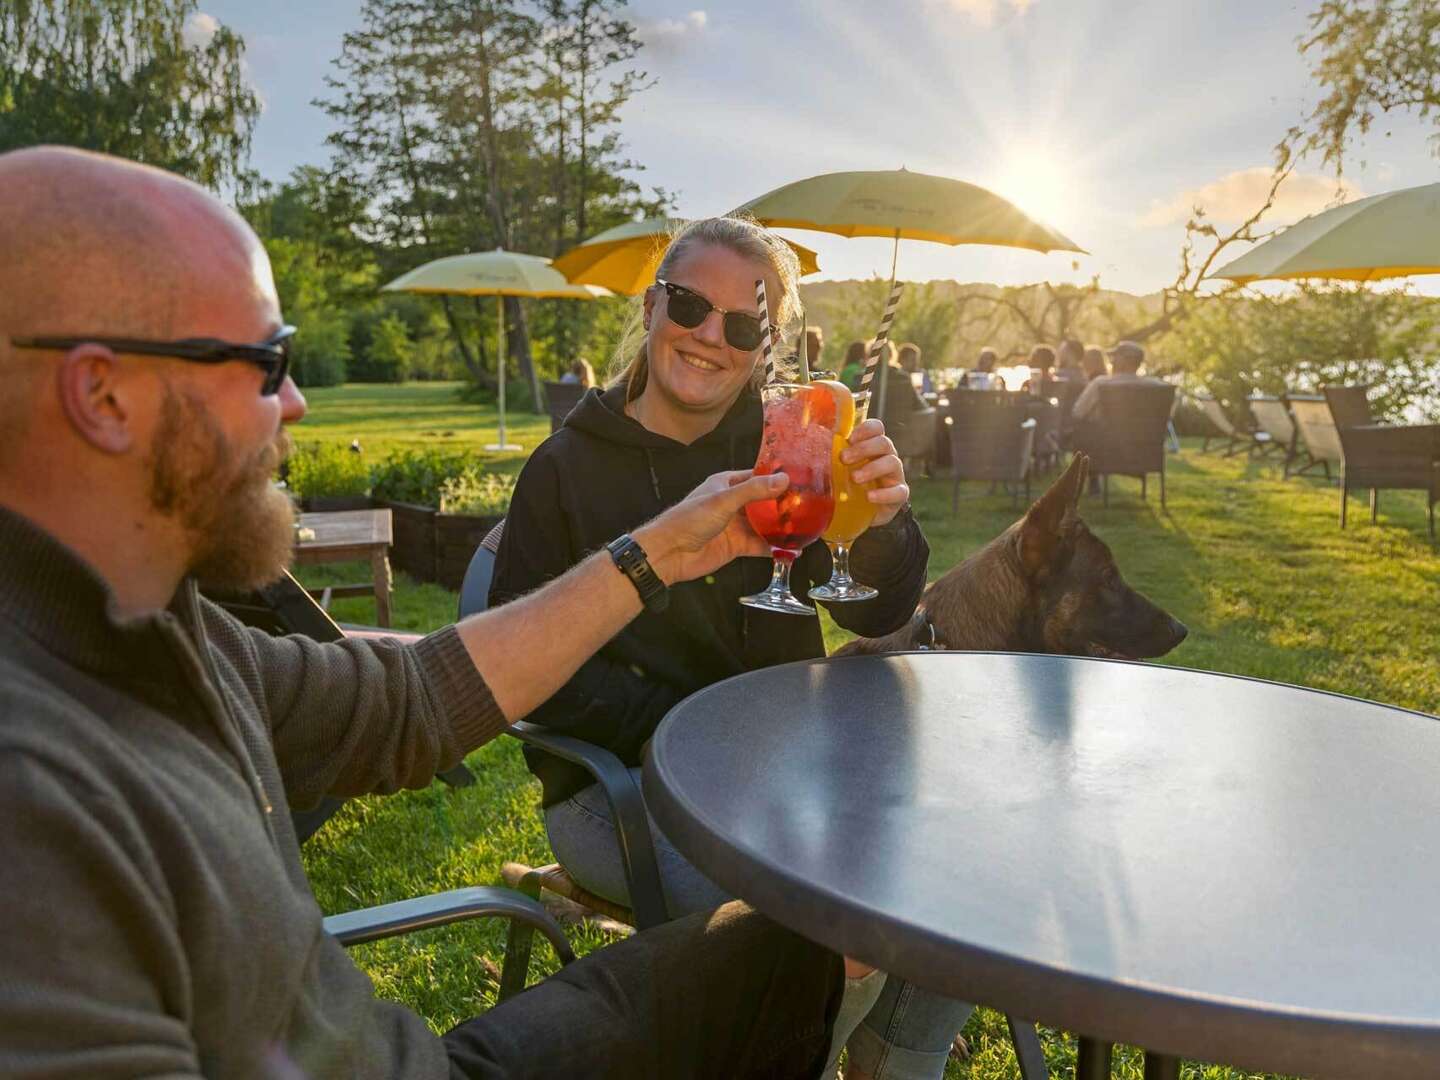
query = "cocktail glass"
xmin=740 ymin=383 xmax=837 ymax=615
xmin=808 ymin=429 xmax=879 ymax=602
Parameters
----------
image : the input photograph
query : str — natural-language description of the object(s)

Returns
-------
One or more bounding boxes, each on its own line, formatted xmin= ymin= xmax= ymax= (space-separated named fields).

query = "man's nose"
xmin=278 ymin=376 xmax=307 ymax=423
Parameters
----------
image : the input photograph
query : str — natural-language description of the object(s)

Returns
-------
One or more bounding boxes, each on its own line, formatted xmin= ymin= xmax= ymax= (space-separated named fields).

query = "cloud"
xmin=932 ymin=0 xmax=1034 ymax=27
xmin=1139 ymin=168 xmax=1362 ymax=228
xmin=637 ymin=10 xmax=708 ymax=54
xmin=182 ymin=11 xmax=220 ymax=48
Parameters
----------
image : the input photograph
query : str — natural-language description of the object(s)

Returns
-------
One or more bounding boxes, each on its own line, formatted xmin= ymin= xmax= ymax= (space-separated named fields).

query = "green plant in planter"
xmin=438 ymin=471 xmax=517 ymax=516
xmin=286 ymin=442 xmax=371 ymax=500
xmin=370 ymin=447 xmax=483 ymax=507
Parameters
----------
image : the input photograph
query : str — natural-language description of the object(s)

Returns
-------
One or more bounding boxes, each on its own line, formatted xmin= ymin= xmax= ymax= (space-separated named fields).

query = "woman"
xmin=840 ymin=338 xmax=869 ymax=389
xmin=560 ymin=357 xmax=596 ymax=387
xmin=491 ymin=216 xmax=965 ymax=1080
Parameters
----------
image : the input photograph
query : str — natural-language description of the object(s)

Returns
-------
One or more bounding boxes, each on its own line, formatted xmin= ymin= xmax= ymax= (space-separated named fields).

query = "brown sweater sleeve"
xmin=203 ymin=603 xmax=507 ymax=809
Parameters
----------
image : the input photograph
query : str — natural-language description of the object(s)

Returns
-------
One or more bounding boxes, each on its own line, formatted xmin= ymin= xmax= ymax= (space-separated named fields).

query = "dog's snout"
xmin=1168 ymin=617 xmax=1188 ymax=646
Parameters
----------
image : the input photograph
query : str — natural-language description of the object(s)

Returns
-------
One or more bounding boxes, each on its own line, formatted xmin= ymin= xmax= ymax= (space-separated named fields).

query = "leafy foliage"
xmin=438 ymin=470 xmax=516 ymax=515
xmin=370 ymin=446 xmax=490 ymax=507
xmin=286 ymin=442 xmax=372 ymax=500
xmin=1298 ymin=0 xmax=1440 ymax=172
xmin=0 ymin=0 xmax=259 ymax=195
xmin=1159 ymin=282 xmax=1440 ymax=420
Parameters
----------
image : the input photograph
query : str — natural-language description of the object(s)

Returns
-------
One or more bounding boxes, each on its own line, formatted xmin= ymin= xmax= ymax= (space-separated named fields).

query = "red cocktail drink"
xmin=740 ymin=384 xmax=837 ymax=614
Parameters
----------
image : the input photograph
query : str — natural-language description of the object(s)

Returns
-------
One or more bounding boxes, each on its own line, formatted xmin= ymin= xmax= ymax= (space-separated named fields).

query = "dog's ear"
xmin=1017 ymin=455 xmax=1086 ymax=575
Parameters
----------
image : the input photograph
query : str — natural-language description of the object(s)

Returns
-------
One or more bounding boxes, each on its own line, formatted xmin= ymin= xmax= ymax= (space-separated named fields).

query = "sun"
xmin=987 ymin=146 xmax=1077 ymax=231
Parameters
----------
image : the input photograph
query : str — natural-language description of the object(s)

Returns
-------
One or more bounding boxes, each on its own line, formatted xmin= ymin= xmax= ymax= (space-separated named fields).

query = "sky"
xmin=203 ymin=0 xmax=1440 ymax=296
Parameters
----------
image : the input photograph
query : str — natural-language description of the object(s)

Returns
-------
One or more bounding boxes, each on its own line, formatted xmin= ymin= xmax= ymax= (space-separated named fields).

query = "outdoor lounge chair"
xmin=1248 ymin=395 xmax=1311 ymax=478
xmin=1196 ymin=394 xmax=1274 ymax=457
xmin=543 ymin=380 xmax=586 ymax=433
xmin=1322 ymin=386 xmax=1440 ymax=540
xmin=1074 ymin=382 xmax=1177 ymax=508
xmin=891 ymin=405 xmax=938 ymax=477
xmin=946 ymin=392 xmax=1037 ymax=510
xmin=1285 ymin=395 xmax=1342 ymax=480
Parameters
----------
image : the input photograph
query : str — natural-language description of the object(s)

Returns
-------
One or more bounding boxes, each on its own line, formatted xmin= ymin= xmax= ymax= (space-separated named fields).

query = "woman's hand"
xmin=839 ymin=418 xmax=909 ymax=527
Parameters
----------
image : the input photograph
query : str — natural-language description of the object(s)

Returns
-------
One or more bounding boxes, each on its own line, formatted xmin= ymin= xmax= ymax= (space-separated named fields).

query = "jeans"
xmin=546 ymin=770 xmax=974 ymax=1080
xmin=442 ymin=900 xmax=844 ymax=1079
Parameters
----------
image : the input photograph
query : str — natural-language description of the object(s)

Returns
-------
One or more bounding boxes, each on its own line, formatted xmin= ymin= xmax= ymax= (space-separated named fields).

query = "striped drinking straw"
xmin=755 ymin=278 xmax=776 ymax=383
xmin=855 ymin=279 xmax=905 ymax=417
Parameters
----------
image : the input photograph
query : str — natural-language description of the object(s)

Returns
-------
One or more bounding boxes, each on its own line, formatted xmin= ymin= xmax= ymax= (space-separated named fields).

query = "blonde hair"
xmin=608 ymin=215 xmax=802 ymax=402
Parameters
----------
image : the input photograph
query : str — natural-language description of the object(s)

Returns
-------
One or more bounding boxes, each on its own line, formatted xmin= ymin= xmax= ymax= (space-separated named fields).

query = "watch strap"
xmin=605 ymin=534 xmax=669 ymax=613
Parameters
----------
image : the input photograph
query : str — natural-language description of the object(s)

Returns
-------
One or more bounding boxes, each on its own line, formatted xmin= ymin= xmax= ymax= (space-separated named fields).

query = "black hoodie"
xmin=490 ymin=384 xmax=929 ymax=807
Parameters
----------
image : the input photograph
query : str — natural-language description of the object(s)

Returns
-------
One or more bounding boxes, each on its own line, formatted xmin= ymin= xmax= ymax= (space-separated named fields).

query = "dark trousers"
xmin=442 ymin=901 xmax=844 ymax=1079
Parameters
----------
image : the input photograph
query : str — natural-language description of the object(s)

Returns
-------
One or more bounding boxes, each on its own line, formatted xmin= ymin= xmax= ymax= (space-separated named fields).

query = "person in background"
xmin=1054 ymin=337 xmax=1086 ymax=381
xmin=962 ymin=346 xmax=1000 ymax=390
xmin=560 ymin=357 xmax=596 ymax=387
xmin=800 ymin=324 xmax=825 ymax=374
xmin=1082 ymin=345 xmax=1108 ymax=381
xmin=840 ymin=338 xmax=868 ymax=389
xmin=1023 ymin=343 xmax=1056 ymax=394
xmin=897 ymin=342 xmax=932 ymax=395
xmin=1071 ymin=339 xmax=1165 ymax=423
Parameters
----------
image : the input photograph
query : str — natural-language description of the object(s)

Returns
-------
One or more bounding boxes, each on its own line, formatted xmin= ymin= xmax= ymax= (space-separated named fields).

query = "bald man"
xmin=0 ymin=147 xmax=848 ymax=1079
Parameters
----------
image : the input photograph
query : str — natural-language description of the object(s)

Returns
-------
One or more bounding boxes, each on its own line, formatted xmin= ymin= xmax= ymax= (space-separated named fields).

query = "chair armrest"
xmin=324 ymin=885 xmax=575 ymax=964
xmin=1345 ymin=424 xmax=1440 ymax=463
xmin=506 ymin=721 xmax=670 ymax=929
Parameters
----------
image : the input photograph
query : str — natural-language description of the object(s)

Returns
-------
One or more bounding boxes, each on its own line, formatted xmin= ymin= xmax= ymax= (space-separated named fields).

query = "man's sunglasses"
xmin=10 ymin=325 xmax=297 ymax=395
xmin=656 ymin=280 xmax=777 ymax=352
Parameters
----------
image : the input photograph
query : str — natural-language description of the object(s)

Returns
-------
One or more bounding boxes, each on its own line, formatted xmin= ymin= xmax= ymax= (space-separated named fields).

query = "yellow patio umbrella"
xmin=553 ymin=216 xmax=821 ymax=295
xmin=1213 ymin=182 xmax=1440 ymax=284
xmin=382 ymin=249 xmax=608 ymax=451
xmin=733 ymin=168 xmax=1084 ymax=413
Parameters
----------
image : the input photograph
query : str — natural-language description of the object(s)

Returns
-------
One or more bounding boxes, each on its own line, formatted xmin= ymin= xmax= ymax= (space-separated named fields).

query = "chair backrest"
xmin=946 ymin=394 xmax=1036 ymax=482
xmin=1041 ymin=378 xmax=1086 ymax=427
xmin=1322 ymin=385 xmax=1374 ymax=429
xmin=1091 ymin=383 xmax=1176 ymax=475
xmin=544 ymin=381 xmax=587 ymax=433
xmin=1287 ymin=396 xmax=1344 ymax=464
xmin=1197 ymin=395 xmax=1238 ymax=437
xmin=892 ymin=406 xmax=937 ymax=459
xmin=458 ymin=519 xmax=507 ymax=618
xmin=1248 ymin=396 xmax=1295 ymax=445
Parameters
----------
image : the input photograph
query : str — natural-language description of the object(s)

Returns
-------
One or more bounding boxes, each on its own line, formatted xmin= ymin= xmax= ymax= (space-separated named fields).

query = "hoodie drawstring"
xmin=644 ymin=449 xmax=663 ymax=504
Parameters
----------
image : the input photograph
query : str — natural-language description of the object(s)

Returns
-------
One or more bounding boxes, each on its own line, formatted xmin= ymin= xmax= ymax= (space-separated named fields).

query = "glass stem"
xmin=767 ymin=554 xmax=794 ymax=597
xmin=829 ymin=542 xmax=854 ymax=586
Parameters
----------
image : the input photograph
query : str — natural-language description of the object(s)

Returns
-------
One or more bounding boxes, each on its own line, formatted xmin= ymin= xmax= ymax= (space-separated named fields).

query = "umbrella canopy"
xmin=733 ymin=168 xmax=1083 ymax=253
xmin=1214 ymin=182 xmax=1440 ymax=284
xmin=553 ymin=217 xmax=821 ymax=295
xmin=381 ymin=248 xmax=609 ymax=298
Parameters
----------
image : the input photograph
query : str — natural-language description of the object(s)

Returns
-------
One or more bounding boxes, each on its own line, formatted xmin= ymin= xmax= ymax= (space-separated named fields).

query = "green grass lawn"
xmin=295 ymin=383 xmax=1439 ymax=1079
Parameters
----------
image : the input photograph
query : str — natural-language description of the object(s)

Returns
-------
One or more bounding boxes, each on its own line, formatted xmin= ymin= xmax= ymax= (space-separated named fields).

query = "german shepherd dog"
xmin=839 ymin=454 xmax=1188 ymax=659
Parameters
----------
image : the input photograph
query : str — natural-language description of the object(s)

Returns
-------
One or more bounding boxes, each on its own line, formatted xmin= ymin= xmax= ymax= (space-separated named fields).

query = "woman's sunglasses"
xmin=656 ymin=280 xmax=777 ymax=352
xmin=9 ymin=326 xmax=297 ymax=395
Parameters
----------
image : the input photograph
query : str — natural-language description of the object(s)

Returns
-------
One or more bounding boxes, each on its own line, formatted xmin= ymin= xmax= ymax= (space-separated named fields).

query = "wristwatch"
xmin=605 ymin=534 xmax=669 ymax=613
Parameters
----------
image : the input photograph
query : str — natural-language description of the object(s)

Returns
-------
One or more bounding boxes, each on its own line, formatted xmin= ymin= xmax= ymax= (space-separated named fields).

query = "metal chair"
xmin=945 ymin=392 xmax=1037 ymax=510
xmin=1287 ymin=395 xmax=1343 ymax=480
xmin=1075 ymin=383 xmax=1177 ymax=508
xmin=543 ymin=381 xmax=586 ymax=433
xmin=1322 ymin=386 xmax=1440 ymax=540
xmin=459 ymin=525 xmax=670 ymax=936
xmin=1196 ymin=394 xmax=1273 ymax=457
xmin=1249 ymin=395 xmax=1304 ymax=477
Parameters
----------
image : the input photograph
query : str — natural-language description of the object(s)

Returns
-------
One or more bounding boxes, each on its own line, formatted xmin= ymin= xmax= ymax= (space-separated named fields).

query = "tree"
xmin=0 ymin=0 xmax=259 ymax=195
xmin=1296 ymin=0 xmax=1440 ymax=172
xmin=319 ymin=0 xmax=664 ymax=409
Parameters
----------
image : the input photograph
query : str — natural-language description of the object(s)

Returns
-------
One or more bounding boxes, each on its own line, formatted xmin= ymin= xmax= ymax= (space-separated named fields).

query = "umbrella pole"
xmin=486 ymin=294 xmax=520 ymax=452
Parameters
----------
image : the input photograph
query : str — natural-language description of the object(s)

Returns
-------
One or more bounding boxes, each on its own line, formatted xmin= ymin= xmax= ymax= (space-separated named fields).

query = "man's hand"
xmin=839 ymin=417 xmax=910 ymax=526
xmin=633 ymin=469 xmax=787 ymax=585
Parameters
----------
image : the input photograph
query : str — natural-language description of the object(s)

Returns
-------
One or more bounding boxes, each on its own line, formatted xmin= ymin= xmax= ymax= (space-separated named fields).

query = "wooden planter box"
xmin=434 ymin=511 xmax=505 ymax=590
xmin=380 ymin=499 xmax=438 ymax=583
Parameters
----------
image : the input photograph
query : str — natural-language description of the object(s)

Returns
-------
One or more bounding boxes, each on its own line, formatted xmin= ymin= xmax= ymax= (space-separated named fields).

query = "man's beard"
xmin=148 ymin=384 xmax=296 ymax=592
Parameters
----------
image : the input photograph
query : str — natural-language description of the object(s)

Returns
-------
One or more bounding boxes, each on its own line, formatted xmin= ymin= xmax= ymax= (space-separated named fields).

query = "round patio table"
xmin=642 ymin=652 xmax=1440 ymax=1080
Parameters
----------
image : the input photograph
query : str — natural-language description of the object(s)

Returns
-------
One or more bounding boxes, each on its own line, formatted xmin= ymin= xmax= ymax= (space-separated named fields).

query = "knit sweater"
xmin=0 ymin=505 xmax=507 ymax=1079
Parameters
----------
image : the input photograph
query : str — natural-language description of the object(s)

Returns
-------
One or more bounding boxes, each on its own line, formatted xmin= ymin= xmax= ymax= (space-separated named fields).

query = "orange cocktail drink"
xmin=809 ymin=381 xmax=879 ymax=602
